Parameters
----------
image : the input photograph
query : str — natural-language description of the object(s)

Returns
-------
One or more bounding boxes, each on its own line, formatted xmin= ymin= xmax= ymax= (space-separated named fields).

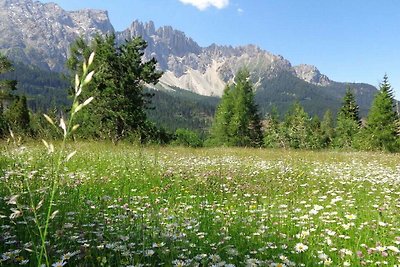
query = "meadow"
xmin=1 ymin=142 xmax=400 ymax=266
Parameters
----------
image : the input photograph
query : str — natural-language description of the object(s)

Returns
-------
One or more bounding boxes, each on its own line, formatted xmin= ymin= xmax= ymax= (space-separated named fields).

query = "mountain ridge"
xmin=0 ymin=0 xmax=379 ymax=118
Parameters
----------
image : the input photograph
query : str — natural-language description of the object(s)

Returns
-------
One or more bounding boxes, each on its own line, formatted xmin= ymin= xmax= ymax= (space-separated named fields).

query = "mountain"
xmin=0 ymin=0 xmax=379 ymax=120
xmin=0 ymin=0 xmax=114 ymax=71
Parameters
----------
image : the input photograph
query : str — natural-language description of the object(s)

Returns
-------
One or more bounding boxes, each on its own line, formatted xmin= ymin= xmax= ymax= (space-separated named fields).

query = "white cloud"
xmin=179 ymin=0 xmax=229 ymax=11
xmin=237 ymin=8 xmax=244 ymax=15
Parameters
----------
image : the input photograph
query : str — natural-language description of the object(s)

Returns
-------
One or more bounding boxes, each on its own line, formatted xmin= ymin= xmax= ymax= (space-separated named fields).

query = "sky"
xmin=40 ymin=0 xmax=400 ymax=99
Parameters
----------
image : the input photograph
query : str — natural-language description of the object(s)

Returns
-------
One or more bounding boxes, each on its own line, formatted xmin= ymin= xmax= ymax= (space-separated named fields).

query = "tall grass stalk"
xmin=36 ymin=52 xmax=95 ymax=267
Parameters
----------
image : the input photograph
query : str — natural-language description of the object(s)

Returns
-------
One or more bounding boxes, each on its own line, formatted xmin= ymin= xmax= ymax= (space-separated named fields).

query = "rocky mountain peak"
xmin=0 ymin=0 xmax=113 ymax=71
xmin=293 ymin=64 xmax=331 ymax=86
xmin=0 ymin=0 xmax=339 ymax=95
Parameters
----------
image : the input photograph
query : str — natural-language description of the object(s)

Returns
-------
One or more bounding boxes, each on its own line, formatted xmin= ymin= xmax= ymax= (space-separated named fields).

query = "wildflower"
xmin=61 ymin=251 xmax=78 ymax=261
xmin=245 ymin=258 xmax=260 ymax=266
xmin=309 ymin=209 xmax=319 ymax=215
xmin=19 ymin=259 xmax=29 ymax=265
xmin=296 ymin=230 xmax=310 ymax=239
xmin=152 ymin=242 xmax=166 ymax=248
xmin=344 ymin=214 xmax=357 ymax=220
xmin=318 ymin=252 xmax=328 ymax=261
xmin=339 ymin=248 xmax=353 ymax=257
xmin=144 ymin=249 xmax=155 ymax=257
xmin=172 ymin=260 xmax=187 ymax=267
xmin=375 ymin=246 xmax=386 ymax=252
xmin=325 ymin=229 xmax=336 ymax=236
xmin=294 ymin=243 xmax=308 ymax=253
xmin=378 ymin=221 xmax=387 ymax=227
xmin=323 ymin=258 xmax=333 ymax=266
xmin=387 ymin=246 xmax=400 ymax=253
xmin=209 ymin=254 xmax=221 ymax=263
xmin=52 ymin=261 xmax=66 ymax=267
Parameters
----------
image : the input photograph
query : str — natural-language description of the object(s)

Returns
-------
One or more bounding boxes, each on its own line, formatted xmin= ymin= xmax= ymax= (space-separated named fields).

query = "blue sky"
xmin=40 ymin=0 xmax=400 ymax=99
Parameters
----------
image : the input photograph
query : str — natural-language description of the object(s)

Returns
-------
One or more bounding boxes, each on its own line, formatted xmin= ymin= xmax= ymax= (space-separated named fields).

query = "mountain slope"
xmin=0 ymin=0 xmax=379 ymax=121
xmin=0 ymin=0 xmax=113 ymax=71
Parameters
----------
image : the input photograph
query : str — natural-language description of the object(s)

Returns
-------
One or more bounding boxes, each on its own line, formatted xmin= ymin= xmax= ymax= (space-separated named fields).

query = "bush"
xmin=173 ymin=128 xmax=203 ymax=147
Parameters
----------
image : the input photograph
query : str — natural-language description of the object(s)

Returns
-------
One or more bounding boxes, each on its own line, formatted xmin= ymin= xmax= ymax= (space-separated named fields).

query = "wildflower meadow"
xmin=1 ymin=143 xmax=400 ymax=266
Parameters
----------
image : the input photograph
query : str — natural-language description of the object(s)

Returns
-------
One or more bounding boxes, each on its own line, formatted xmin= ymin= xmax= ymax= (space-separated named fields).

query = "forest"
xmin=0 ymin=35 xmax=399 ymax=152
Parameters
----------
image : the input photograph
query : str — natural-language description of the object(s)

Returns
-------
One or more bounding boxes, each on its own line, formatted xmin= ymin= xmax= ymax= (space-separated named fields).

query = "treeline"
xmin=1 ymin=36 xmax=399 ymax=152
xmin=208 ymin=73 xmax=399 ymax=152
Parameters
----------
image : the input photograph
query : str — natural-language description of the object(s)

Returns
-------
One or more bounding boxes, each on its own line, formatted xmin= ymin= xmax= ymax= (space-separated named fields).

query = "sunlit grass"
xmin=1 ymin=142 xmax=400 ymax=266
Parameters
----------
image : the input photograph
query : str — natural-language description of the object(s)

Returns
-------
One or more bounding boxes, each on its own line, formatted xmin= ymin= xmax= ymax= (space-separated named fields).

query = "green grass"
xmin=1 ymin=142 xmax=400 ymax=266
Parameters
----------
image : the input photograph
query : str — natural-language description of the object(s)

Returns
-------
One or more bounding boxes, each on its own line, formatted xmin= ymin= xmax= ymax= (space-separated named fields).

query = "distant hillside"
xmin=0 ymin=62 xmax=218 ymax=133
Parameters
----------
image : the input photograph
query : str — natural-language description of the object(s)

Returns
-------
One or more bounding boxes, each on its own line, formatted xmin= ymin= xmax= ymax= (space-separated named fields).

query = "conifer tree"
xmin=282 ymin=102 xmax=311 ymax=149
xmin=334 ymin=87 xmax=360 ymax=148
xmin=263 ymin=105 xmax=281 ymax=148
xmin=67 ymin=35 xmax=162 ymax=141
xmin=0 ymin=54 xmax=17 ymax=101
xmin=207 ymin=85 xmax=234 ymax=146
xmin=320 ymin=109 xmax=335 ymax=147
xmin=363 ymin=75 xmax=399 ymax=151
xmin=208 ymin=69 xmax=263 ymax=147
xmin=0 ymin=53 xmax=17 ymax=136
xmin=5 ymin=95 xmax=31 ymax=134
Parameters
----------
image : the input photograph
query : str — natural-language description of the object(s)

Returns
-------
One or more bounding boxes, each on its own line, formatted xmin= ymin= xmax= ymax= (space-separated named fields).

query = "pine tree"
xmin=67 ymin=35 xmax=162 ymax=141
xmin=207 ymin=85 xmax=234 ymax=146
xmin=208 ymin=69 xmax=263 ymax=147
xmin=334 ymin=87 xmax=360 ymax=148
xmin=282 ymin=102 xmax=312 ymax=149
xmin=0 ymin=54 xmax=17 ymax=102
xmin=363 ymin=75 xmax=399 ymax=151
xmin=263 ymin=105 xmax=281 ymax=148
xmin=320 ymin=109 xmax=335 ymax=147
xmin=0 ymin=53 xmax=17 ymax=136
xmin=5 ymin=95 xmax=31 ymax=134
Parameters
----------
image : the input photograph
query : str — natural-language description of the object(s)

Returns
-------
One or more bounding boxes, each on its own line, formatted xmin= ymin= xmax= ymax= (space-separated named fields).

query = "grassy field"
xmin=1 ymin=142 xmax=400 ymax=266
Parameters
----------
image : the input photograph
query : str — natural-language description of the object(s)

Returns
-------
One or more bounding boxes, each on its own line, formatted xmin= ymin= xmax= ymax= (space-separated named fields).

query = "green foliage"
xmin=172 ymin=128 xmax=203 ymax=147
xmin=263 ymin=105 xmax=282 ymax=148
xmin=320 ymin=109 xmax=335 ymax=148
xmin=333 ymin=88 xmax=360 ymax=148
xmin=67 ymin=34 xmax=162 ymax=141
xmin=5 ymin=95 xmax=30 ymax=134
xmin=146 ymin=87 xmax=218 ymax=135
xmin=0 ymin=62 xmax=70 ymax=111
xmin=0 ymin=104 xmax=7 ymax=137
xmin=339 ymin=87 xmax=360 ymax=123
xmin=0 ymin=53 xmax=18 ymax=136
xmin=208 ymin=69 xmax=263 ymax=147
xmin=29 ymin=107 xmax=61 ymax=139
xmin=207 ymin=85 xmax=235 ymax=146
xmin=281 ymin=102 xmax=314 ymax=149
xmin=0 ymin=53 xmax=17 ymax=99
xmin=362 ymin=75 xmax=399 ymax=152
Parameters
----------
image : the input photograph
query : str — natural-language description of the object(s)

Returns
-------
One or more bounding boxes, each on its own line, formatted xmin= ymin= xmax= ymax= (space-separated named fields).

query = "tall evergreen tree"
xmin=320 ymin=109 xmax=335 ymax=148
xmin=207 ymin=85 xmax=234 ymax=146
xmin=334 ymin=87 xmax=360 ymax=148
xmin=282 ymin=102 xmax=312 ymax=149
xmin=67 ymin=35 xmax=162 ymax=140
xmin=0 ymin=54 xmax=17 ymax=101
xmin=263 ymin=105 xmax=282 ymax=148
xmin=5 ymin=95 xmax=30 ymax=134
xmin=363 ymin=75 xmax=399 ymax=151
xmin=0 ymin=53 xmax=17 ymax=136
xmin=208 ymin=69 xmax=263 ymax=147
